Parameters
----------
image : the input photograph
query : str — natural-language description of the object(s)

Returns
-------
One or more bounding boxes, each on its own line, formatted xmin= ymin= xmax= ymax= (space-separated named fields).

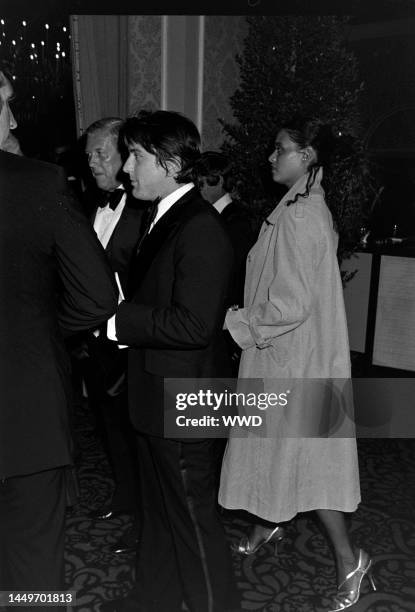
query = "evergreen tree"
xmin=221 ymin=15 xmax=375 ymax=264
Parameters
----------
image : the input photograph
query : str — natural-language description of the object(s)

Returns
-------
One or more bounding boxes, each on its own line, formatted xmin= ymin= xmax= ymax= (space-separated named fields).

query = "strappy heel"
xmin=232 ymin=525 xmax=285 ymax=556
xmin=329 ymin=548 xmax=377 ymax=611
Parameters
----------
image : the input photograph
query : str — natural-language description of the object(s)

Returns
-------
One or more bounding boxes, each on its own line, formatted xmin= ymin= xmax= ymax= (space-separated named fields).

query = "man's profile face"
xmin=123 ymin=142 xmax=178 ymax=201
xmin=0 ymin=71 xmax=17 ymax=150
xmin=85 ymin=130 xmax=122 ymax=191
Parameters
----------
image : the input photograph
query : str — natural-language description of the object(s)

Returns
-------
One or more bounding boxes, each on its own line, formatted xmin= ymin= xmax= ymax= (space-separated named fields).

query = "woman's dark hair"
xmin=281 ymin=115 xmax=374 ymax=257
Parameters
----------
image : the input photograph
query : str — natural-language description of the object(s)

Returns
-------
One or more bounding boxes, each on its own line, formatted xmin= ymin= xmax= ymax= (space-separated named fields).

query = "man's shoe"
xmin=88 ymin=506 xmax=124 ymax=520
xmin=108 ymin=536 xmax=139 ymax=555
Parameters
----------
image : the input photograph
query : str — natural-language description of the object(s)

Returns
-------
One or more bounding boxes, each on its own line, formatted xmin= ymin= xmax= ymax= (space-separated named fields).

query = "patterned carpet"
xmin=65 ymin=400 xmax=415 ymax=612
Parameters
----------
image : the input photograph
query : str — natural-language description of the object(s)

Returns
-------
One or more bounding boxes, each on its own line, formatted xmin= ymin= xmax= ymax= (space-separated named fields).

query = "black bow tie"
xmin=99 ymin=189 xmax=125 ymax=211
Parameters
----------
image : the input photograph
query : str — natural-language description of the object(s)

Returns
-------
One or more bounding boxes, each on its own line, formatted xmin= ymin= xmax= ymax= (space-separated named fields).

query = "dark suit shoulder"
xmin=176 ymin=190 xmax=225 ymax=224
xmin=0 ymin=151 xmax=79 ymax=207
xmin=0 ymin=151 xmax=65 ymax=185
xmin=0 ymin=152 xmax=85 ymax=222
xmin=221 ymin=199 xmax=251 ymax=223
xmin=175 ymin=196 xmax=233 ymax=262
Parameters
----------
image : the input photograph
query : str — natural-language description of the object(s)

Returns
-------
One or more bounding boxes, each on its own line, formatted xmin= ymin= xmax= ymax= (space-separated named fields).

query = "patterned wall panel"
xmin=202 ymin=16 xmax=248 ymax=151
xmin=128 ymin=16 xmax=161 ymax=116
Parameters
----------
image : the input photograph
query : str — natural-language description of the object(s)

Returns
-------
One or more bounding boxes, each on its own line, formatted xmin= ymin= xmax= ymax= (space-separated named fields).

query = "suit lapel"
xmin=105 ymin=194 xmax=142 ymax=253
xmin=90 ymin=205 xmax=98 ymax=226
xmin=128 ymin=187 xmax=198 ymax=295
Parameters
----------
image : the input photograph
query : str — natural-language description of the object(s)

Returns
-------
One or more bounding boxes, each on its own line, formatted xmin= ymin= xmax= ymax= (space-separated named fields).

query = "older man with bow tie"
xmin=80 ymin=118 xmax=146 ymax=550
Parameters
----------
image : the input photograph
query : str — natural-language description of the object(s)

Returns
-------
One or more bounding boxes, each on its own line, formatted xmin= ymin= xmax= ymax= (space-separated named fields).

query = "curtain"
xmin=70 ymin=15 xmax=129 ymax=135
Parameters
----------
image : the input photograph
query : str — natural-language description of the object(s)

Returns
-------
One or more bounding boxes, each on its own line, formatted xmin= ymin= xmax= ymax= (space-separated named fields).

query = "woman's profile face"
xmin=268 ymin=130 xmax=308 ymax=188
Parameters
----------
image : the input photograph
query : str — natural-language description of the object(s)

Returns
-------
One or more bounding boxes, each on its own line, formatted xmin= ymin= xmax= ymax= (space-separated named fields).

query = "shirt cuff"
xmin=107 ymin=314 xmax=118 ymax=341
xmin=107 ymin=314 xmax=128 ymax=349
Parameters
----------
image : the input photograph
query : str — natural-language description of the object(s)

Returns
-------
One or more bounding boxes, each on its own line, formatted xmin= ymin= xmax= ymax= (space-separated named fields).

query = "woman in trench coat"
xmin=219 ymin=117 xmax=376 ymax=611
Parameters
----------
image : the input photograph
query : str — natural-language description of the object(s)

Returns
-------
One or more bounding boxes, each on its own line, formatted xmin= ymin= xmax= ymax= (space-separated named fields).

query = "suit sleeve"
xmin=226 ymin=199 xmax=327 ymax=350
xmin=225 ymin=211 xmax=257 ymax=306
xmin=115 ymin=213 xmax=233 ymax=349
xmin=53 ymin=185 xmax=118 ymax=332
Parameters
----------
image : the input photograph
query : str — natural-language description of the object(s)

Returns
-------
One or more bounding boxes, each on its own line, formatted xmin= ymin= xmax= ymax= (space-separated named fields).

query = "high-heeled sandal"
xmin=232 ymin=525 xmax=285 ymax=556
xmin=329 ymin=548 xmax=377 ymax=611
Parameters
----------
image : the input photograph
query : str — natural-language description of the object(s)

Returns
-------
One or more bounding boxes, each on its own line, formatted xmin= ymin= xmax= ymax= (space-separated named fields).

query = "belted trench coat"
xmin=219 ymin=169 xmax=361 ymax=522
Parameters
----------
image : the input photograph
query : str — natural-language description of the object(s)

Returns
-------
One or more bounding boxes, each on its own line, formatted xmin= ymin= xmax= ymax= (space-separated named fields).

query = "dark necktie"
xmin=99 ymin=188 xmax=125 ymax=211
xmin=135 ymin=201 xmax=159 ymax=255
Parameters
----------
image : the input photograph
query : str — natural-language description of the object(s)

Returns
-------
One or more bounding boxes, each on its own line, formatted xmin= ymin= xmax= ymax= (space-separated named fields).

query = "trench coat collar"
xmin=266 ymin=166 xmax=324 ymax=226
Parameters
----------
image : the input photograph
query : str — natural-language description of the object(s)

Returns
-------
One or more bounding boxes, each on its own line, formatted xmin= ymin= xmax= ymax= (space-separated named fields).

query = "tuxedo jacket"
xmin=83 ymin=187 xmax=145 ymax=293
xmin=220 ymin=199 xmax=257 ymax=307
xmin=0 ymin=151 xmax=118 ymax=479
xmin=81 ymin=189 xmax=146 ymax=388
xmin=115 ymin=187 xmax=234 ymax=437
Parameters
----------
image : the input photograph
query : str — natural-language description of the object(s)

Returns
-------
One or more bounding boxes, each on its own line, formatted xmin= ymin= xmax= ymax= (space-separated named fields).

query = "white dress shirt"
xmin=107 ymin=182 xmax=195 ymax=343
xmin=213 ymin=192 xmax=232 ymax=214
xmin=148 ymin=182 xmax=195 ymax=232
xmin=93 ymin=186 xmax=126 ymax=248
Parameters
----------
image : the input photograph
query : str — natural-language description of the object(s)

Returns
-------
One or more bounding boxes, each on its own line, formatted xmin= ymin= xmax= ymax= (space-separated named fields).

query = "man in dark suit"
xmin=84 ymin=117 xmax=144 ymax=293
xmin=81 ymin=118 xmax=143 ymax=541
xmin=103 ymin=111 xmax=237 ymax=612
xmin=201 ymin=152 xmax=256 ymax=309
xmin=201 ymin=153 xmax=257 ymax=376
xmin=0 ymin=70 xmax=118 ymax=598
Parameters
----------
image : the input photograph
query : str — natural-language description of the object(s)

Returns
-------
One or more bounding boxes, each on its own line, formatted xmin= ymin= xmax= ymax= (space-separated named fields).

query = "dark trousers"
xmin=99 ymin=392 xmax=139 ymax=513
xmin=0 ymin=467 xmax=66 ymax=596
xmin=132 ymin=433 xmax=237 ymax=612
xmin=83 ymin=348 xmax=139 ymax=514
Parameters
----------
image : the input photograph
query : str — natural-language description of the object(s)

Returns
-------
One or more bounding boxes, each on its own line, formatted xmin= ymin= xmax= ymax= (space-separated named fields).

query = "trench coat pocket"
xmin=267 ymin=341 xmax=290 ymax=366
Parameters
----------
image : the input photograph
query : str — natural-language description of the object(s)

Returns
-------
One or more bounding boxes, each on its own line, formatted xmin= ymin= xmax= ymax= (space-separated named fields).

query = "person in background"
xmin=219 ymin=116 xmax=374 ymax=612
xmin=0 ymin=69 xmax=117 ymax=602
xmin=52 ymin=142 xmax=85 ymax=199
xmin=80 ymin=117 xmax=144 ymax=554
xmin=201 ymin=152 xmax=257 ymax=374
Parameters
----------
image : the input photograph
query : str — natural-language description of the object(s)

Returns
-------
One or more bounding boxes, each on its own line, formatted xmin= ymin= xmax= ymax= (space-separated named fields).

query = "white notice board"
xmin=373 ymin=256 xmax=415 ymax=371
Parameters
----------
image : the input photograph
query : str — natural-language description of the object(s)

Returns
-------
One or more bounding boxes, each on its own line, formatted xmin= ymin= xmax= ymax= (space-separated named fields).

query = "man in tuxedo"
xmin=201 ymin=153 xmax=257 ymax=376
xmin=0 ymin=70 xmax=118 ymax=598
xmin=84 ymin=117 xmax=144 ymax=299
xmin=103 ymin=111 xmax=237 ymax=612
xmin=81 ymin=118 xmax=143 ymax=541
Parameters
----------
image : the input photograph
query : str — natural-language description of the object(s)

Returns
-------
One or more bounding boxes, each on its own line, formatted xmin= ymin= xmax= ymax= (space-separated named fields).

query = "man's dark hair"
xmin=198 ymin=151 xmax=237 ymax=193
xmin=121 ymin=110 xmax=202 ymax=184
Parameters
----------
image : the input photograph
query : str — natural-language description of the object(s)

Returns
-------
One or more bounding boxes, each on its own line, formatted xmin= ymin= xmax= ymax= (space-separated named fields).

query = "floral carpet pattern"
xmin=65 ymin=401 xmax=415 ymax=612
